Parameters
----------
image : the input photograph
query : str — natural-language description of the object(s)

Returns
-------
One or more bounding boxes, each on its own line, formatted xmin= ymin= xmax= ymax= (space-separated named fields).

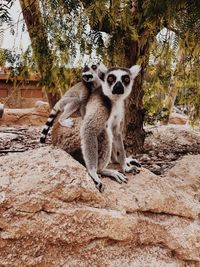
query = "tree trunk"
xmin=45 ymin=92 xmax=61 ymax=110
xmin=123 ymin=38 xmax=149 ymax=154
xmin=19 ymin=0 xmax=60 ymax=108
xmin=163 ymin=80 xmax=178 ymax=124
xmin=162 ymin=52 xmax=186 ymax=124
xmin=125 ymin=71 xmax=146 ymax=154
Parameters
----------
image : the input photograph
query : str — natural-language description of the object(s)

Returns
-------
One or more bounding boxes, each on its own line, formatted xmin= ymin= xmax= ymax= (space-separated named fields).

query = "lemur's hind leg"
xmin=97 ymin=130 xmax=128 ymax=184
xmin=111 ymin=140 xmax=119 ymax=163
xmin=59 ymin=98 xmax=80 ymax=128
xmin=81 ymin=120 xmax=105 ymax=192
xmin=97 ymin=130 xmax=112 ymax=169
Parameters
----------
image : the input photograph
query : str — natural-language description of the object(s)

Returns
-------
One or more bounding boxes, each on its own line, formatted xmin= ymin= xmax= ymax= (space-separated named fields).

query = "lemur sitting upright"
xmin=80 ymin=65 xmax=141 ymax=192
xmin=40 ymin=62 xmax=106 ymax=143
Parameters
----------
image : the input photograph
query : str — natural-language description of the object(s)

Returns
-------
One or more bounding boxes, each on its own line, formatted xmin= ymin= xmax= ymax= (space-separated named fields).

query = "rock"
xmin=0 ymin=103 xmax=4 ymax=118
xmin=169 ymin=112 xmax=188 ymax=125
xmin=149 ymin=163 xmax=161 ymax=174
xmin=0 ymin=147 xmax=200 ymax=266
xmin=139 ymin=154 xmax=151 ymax=162
xmin=144 ymin=125 xmax=200 ymax=155
xmin=150 ymin=156 xmax=157 ymax=161
xmin=0 ymin=132 xmax=18 ymax=141
xmin=34 ymin=100 xmax=50 ymax=113
xmin=0 ymin=102 xmax=50 ymax=126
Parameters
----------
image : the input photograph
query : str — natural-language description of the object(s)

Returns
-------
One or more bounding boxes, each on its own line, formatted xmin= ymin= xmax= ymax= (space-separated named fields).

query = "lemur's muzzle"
xmin=112 ymin=81 xmax=124 ymax=95
xmin=82 ymin=74 xmax=93 ymax=81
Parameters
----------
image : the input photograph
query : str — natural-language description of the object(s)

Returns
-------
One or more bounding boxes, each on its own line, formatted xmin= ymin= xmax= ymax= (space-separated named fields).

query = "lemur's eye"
xmin=91 ymin=65 xmax=97 ymax=70
xmin=125 ymin=77 xmax=130 ymax=83
xmin=107 ymin=74 xmax=116 ymax=84
xmin=108 ymin=76 xmax=113 ymax=82
xmin=122 ymin=75 xmax=130 ymax=84
xmin=82 ymin=65 xmax=90 ymax=72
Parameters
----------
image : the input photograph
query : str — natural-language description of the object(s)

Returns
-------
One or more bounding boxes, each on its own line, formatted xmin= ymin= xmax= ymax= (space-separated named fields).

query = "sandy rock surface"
xmin=0 ymin=101 xmax=49 ymax=126
xmin=169 ymin=112 xmax=188 ymax=125
xmin=0 ymin=126 xmax=43 ymax=155
xmin=140 ymin=125 xmax=200 ymax=174
xmin=0 ymin=146 xmax=200 ymax=266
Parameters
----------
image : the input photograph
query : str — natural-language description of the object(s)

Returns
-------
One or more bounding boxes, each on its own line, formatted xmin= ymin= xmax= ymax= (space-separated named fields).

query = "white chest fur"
xmin=107 ymin=100 xmax=124 ymax=133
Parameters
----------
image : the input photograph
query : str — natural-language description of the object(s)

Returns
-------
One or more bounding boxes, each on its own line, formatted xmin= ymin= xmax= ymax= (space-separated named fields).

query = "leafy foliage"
xmin=0 ymin=0 xmax=15 ymax=26
xmin=0 ymin=0 xmax=15 ymax=46
xmin=143 ymin=31 xmax=200 ymax=124
xmin=1 ymin=0 xmax=200 ymax=122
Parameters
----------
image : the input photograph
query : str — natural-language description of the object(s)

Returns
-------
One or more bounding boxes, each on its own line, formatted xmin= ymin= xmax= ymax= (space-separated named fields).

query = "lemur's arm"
xmin=80 ymin=111 xmax=104 ymax=192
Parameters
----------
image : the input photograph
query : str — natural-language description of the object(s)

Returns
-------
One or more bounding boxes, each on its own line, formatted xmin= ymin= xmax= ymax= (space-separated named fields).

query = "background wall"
xmin=0 ymin=73 xmax=47 ymax=108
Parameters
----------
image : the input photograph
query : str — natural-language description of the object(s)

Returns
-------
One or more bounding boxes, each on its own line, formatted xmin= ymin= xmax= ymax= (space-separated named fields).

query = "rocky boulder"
xmin=0 ymin=101 xmax=49 ymax=126
xmin=0 ymin=146 xmax=200 ymax=266
xmin=169 ymin=112 xmax=188 ymax=125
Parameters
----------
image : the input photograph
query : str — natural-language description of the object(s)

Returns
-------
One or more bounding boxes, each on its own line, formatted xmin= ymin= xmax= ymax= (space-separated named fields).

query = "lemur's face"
xmin=81 ymin=63 xmax=101 ymax=84
xmin=100 ymin=65 xmax=141 ymax=101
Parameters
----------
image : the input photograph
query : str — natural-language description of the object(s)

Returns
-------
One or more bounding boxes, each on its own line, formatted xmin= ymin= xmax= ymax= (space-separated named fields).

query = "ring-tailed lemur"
xmin=40 ymin=62 xmax=106 ymax=143
xmin=80 ymin=65 xmax=141 ymax=192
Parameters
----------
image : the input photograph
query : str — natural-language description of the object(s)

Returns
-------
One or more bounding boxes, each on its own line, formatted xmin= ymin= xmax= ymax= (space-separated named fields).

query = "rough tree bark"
xmin=19 ymin=0 xmax=60 ymax=108
xmin=123 ymin=30 xmax=150 ymax=154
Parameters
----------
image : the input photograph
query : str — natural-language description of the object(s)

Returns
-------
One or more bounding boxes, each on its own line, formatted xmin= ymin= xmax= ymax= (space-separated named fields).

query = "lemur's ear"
xmin=129 ymin=65 xmax=141 ymax=79
xmin=98 ymin=62 xmax=108 ymax=81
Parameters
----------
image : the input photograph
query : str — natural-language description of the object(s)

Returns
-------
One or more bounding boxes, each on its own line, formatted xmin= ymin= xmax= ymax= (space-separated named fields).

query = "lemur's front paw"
xmin=59 ymin=118 xmax=74 ymax=128
xmin=123 ymin=156 xmax=141 ymax=174
xmin=112 ymin=170 xmax=128 ymax=184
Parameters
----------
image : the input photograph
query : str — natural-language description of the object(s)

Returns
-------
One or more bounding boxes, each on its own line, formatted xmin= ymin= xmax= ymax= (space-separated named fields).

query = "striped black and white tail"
xmin=40 ymin=108 xmax=59 ymax=143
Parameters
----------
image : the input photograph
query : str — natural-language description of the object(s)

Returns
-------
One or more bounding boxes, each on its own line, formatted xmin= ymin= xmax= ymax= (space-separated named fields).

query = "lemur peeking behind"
xmin=40 ymin=62 xmax=106 ymax=143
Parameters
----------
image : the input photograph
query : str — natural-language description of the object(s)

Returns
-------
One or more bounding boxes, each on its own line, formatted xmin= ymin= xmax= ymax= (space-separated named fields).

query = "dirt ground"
xmin=0 ymin=124 xmax=200 ymax=175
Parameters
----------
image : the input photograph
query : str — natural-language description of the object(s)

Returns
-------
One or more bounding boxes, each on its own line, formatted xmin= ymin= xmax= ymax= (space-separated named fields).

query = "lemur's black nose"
xmin=82 ymin=74 xmax=93 ymax=81
xmin=112 ymin=81 xmax=124 ymax=95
